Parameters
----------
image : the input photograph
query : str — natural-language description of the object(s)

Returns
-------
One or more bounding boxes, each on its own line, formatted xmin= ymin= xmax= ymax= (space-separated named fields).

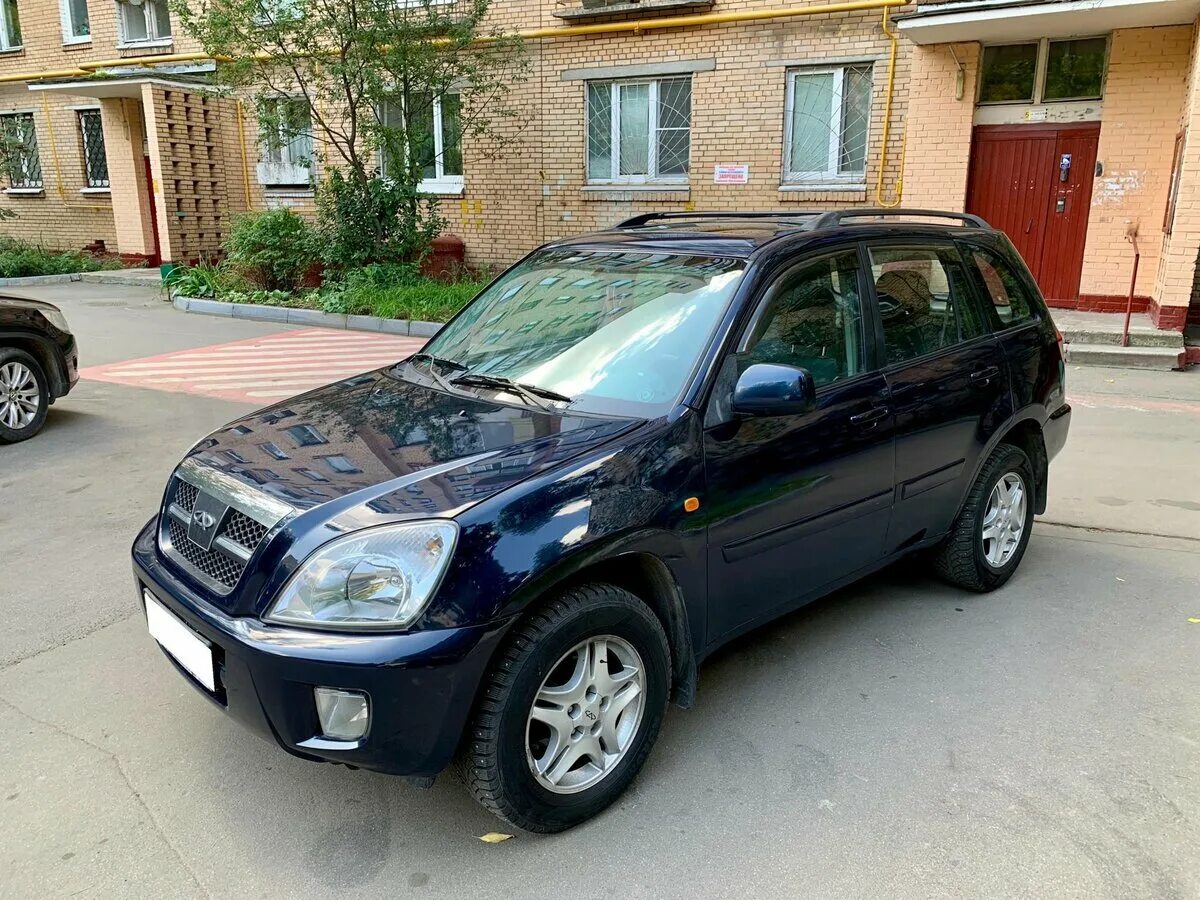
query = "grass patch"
xmin=0 ymin=236 xmax=125 ymax=278
xmin=170 ymin=261 xmax=488 ymax=323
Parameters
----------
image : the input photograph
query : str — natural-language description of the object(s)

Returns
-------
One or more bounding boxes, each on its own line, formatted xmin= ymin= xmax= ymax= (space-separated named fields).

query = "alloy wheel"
xmin=525 ymin=635 xmax=646 ymax=795
xmin=981 ymin=472 xmax=1026 ymax=568
xmin=0 ymin=361 xmax=40 ymax=430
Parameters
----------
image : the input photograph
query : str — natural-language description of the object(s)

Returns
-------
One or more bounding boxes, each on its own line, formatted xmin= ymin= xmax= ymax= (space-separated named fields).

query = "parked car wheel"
xmin=0 ymin=348 xmax=49 ymax=444
xmin=462 ymin=583 xmax=671 ymax=833
xmin=934 ymin=444 xmax=1035 ymax=592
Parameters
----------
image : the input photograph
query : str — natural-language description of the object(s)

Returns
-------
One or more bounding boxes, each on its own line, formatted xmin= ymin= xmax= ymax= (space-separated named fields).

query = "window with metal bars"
xmin=0 ymin=113 xmax=41 ymax=190
xmin=586 ymin=76 xmax=691 ymax=184
xmin=78 ymin=109 xmax=109 ymax=189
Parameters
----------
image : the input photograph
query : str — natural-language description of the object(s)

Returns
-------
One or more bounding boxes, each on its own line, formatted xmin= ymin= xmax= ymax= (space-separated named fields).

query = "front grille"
xmin=160 ymin=477 xmax=274 ymax=593
xmin=175 ymin=481 xmax=198 ymax=512
xmin=224 ymin=510 xmax=267 ymax=548
xmin=167 ymin=518 xmax=246 ymax=589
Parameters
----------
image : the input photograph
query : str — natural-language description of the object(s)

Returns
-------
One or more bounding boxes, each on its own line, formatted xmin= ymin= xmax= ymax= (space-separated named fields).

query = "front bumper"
xmin=132 ymin=519 xmax=509 ymax=777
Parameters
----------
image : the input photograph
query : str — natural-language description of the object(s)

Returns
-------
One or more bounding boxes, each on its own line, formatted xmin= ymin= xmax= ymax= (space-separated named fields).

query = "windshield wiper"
xmin=451 ymin=373 xmax=572 ymax=409
xmin=404 ymin=352 xmax=468 ymax=393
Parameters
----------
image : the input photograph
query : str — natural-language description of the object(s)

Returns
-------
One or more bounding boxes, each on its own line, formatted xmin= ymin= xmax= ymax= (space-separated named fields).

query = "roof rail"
xmin=616 ymin=211 xmax=817 ymax=229
xmin=807 ymin=208 xmax=989 ymax=230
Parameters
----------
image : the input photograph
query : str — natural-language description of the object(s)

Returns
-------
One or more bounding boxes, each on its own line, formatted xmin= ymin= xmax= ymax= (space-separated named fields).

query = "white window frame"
xmin=977 ymin=36 xmax=1109 ymax=106
xmin=116 ymin=0 xmax=172 ymax=48
xmin=586 ymin=76 xmax=691 ymax=185
xmin=377 ymin=94 xmax=464 ymax=196
xmin=0 ymin=112 xmax=42 ymax=191
xmin=256 ymin=96 xmax=313 ymax=188
xmin=0 ymin=0 xmax=21 ymax=51
xmin=782 ymin=64 xmax=872 ymax=187
xmin=59 ymin=0 xmax=90 ymax=44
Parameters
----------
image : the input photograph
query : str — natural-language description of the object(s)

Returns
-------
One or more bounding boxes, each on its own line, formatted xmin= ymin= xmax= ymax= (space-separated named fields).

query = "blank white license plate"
xmin=144 ymin=591 xmax=217 ymax=692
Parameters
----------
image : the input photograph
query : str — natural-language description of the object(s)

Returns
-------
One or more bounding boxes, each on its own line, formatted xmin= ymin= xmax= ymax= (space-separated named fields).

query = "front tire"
xmin=933 ymin=444 xmax=1035 ymax=592
xmin=463 ymin=583 xmax=671 ymax=833
xmin=0 ymin=349 xmax=49 ymax=444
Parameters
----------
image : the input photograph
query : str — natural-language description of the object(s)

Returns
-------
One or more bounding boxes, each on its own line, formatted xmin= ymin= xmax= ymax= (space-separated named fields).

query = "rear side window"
xmin=969 ymin=246 xmax=1037 ymax=329
xmin=868 ymin=245 xmax=986 ymax=366
xmin=743 ymin=250 xmax=866 ymax=388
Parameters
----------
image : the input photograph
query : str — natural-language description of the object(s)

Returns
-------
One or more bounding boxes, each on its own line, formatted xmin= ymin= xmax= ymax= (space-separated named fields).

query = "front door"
xmin=864 ymin=241 xmax=1013 ymax=552
xmin=703 ymin=249 xmax=894 ymax=642
xmin=966 ymin=123 xmax=1099 ymax=304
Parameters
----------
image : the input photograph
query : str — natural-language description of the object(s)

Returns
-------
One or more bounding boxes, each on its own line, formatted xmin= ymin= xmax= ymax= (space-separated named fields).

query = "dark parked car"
xmin=0 ymin=295 xmax=78 ymax=443
xmin=133 ymin=209 xmax=1071 ymax=832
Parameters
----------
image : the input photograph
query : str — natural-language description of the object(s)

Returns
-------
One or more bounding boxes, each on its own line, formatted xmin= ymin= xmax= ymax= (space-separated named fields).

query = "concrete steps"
xmin=1064 ymin=343 xmax=1184 ymax=370
xmin=81 ymin=269 xmax=163 ymax=288
xmin=1053 ymin=309 xmax=1186 ymax=370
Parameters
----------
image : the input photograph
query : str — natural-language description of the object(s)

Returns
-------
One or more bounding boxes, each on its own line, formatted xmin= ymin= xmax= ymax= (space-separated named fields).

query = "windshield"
xmin=419 ymin=248 xmax=746 ymax=417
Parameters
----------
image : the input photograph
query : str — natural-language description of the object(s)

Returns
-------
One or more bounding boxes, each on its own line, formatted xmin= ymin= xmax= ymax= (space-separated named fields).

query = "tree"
xmin=174 ymin=0 xmax=527 ymax=264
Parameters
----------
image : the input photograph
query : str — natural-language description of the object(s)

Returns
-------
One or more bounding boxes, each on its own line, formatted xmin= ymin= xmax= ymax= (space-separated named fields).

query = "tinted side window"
xmin=743 ymin=250 xmax=866 ymax=388
xmin=868 ymin=245 xmax=985 ymax=366
xmin=969 ymin=246 xmax=1036 ymax=328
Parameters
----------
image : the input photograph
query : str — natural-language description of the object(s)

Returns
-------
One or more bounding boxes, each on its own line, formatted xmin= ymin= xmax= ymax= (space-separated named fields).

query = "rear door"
xmin=865 ymin=240 xmax=1013 ymax=552
xmin=703 ymin=248 xmax=894 ymax=641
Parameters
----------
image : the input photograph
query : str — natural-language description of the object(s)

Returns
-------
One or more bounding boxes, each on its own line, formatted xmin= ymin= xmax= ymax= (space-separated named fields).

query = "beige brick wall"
xmin=1154 ymin=18 xmax=1200 ymax=318
xmin=1081 ymin=26 xmax=1192 ymax=300
xmin=0 ymin=86 xmax=116 ymax=249
xmin=900 ymin=41 xmax=977 ymax=211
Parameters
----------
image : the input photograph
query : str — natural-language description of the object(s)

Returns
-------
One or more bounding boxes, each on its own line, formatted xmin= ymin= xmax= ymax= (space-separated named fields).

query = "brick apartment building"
xmin=0 ymin=0 xmax=1198 ymax=330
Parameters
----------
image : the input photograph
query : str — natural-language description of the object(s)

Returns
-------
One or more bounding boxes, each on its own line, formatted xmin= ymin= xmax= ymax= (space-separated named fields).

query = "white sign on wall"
xmin=714 ymin=164 xmax=749 ymax=184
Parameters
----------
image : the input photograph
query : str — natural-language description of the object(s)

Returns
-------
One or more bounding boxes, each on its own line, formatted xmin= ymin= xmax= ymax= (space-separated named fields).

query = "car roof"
xmin=546 ymin=209 xmax=1000 ymax=260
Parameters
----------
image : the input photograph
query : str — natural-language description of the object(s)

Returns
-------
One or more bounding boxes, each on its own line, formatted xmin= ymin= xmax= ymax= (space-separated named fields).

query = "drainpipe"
xmin=1121 ymin=222 xmax=1140 ymax=348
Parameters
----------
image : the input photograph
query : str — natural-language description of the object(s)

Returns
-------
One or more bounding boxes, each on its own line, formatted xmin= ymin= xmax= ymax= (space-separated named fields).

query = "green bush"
xmin=315 ymin=171 xmax=443 ymax=270
xmin=0 ymin=236 xmax=122 ymax=278
xmin=225 ymin=208 xmax=316 ymax=292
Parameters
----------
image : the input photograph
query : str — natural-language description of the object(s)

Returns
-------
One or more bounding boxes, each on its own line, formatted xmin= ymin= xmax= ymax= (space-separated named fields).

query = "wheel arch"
xmin=0 ymin=330 xmax=64 ymax=397
xmin=996 ymin=416 xmax=1049 ymax=515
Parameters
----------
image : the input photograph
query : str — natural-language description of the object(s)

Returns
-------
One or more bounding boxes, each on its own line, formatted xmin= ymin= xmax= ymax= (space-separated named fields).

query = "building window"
xmin=0 ymin=0 xmax=21 ymax=51
xmin=322 ymin=454 xmax=361 ymax=474
xmin=285 ymin=423 xmax=326 ymax=446
xmin=586 ymin=76 xmax=691 ymax=184
xmin=77 ymin=109 xmax=108 ymax=189
xmin=784 ymin=65 xmax=872 ymax=185
xmin=979 ymin=37 xmax=1108 ymax=105
xmin=259 ymin=441 xmax=289 ymax=460
xmin=60 ymin=0 xmax=89 ymax=42
xmin=256 ymin=97 xmax=313 ymax=187
xmin=117 ymin=0 xmax=171 ymax=45
xmin=378 ymin=93 xmax=463 ymax=194
xmin=0 ymin=113 xmax=41 ymax=190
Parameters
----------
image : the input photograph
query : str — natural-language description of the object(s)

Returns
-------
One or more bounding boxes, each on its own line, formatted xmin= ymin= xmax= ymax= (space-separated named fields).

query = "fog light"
xmin=314 ymin=687 xmax=369 ymax=741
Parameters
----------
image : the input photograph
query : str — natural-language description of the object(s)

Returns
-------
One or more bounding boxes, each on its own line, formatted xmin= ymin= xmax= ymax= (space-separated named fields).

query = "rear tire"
xmin=933 ymin=444 xmax=1035 ymax=592
xmin=462 ymin=583 xmax=671 ymax=833
xmin=0 ymin=348 xmax=49 ymax=444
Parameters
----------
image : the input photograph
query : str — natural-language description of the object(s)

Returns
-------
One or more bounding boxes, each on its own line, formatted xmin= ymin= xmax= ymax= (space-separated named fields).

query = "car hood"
xmin=180 ymin=368 xmax=639 ymax=519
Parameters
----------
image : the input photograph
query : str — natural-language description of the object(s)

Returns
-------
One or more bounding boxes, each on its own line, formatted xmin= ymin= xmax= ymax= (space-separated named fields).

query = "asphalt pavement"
xmin=1 ymin=282 xmax=1198 ymax=899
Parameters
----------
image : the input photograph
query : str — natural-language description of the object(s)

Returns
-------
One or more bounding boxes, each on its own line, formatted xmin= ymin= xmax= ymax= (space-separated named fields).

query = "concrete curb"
xmin=0 ymin=273 xmax=83 ymax=287
xmin=80 ymin=270 xmax=162 ymax=287
xmin=173 ymin=294 xmax=443 ymax=337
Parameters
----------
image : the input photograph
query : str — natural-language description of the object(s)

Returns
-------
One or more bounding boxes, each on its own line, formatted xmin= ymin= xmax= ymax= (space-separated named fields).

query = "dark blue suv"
xmin=133 ymin=209 xmax=1071 ymax=832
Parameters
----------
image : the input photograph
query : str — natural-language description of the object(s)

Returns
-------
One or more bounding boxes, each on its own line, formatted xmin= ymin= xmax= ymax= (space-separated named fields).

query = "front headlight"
xmin=41 ymin=308 xmax=71 ymax=334
xmin=264 ymin=521 xmax=458 ymax=630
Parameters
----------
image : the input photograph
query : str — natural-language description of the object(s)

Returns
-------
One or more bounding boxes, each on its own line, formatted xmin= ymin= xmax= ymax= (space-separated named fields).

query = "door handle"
xmin=849 ymin=406 xmax=889 ymax=426
xmin=969 ymin=365 xmax=1001 ymax=384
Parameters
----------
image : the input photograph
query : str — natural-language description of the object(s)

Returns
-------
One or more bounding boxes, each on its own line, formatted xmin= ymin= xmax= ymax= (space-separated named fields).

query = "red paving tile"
xmin=80 ymin=328 xmax=426 ymax=403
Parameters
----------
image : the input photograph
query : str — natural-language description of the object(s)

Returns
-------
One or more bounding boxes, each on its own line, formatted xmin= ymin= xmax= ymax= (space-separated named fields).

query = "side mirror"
xmin=732 ymin=363 xmax=816 ymax=418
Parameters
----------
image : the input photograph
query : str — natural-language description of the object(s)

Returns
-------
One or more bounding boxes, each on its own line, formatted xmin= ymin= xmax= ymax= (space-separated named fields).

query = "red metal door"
xmin=966 ymin=123 xmax=1100 ymax=303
